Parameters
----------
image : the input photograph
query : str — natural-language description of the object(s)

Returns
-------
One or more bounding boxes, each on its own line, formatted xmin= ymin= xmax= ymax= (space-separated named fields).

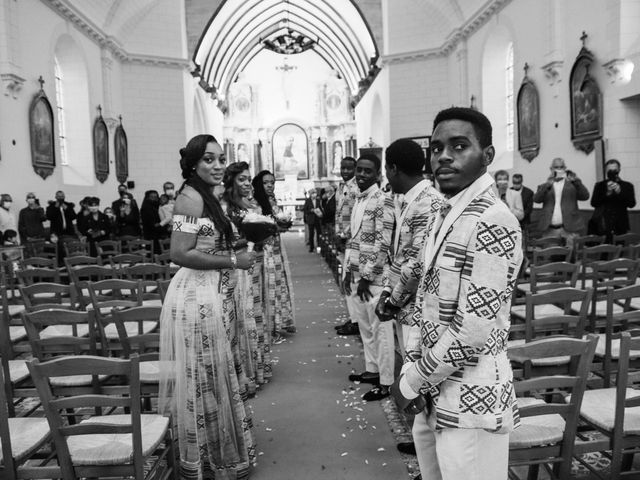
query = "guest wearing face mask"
xmin=112 ymin=183 xmax=140 ymax=214
xmin=103 ymin=207 xmax=118 ymax=238
xmin=76 ymin=196 xmax=92 ymax=239
xmin=589 ymin=159 xmax=636 ymax=242
xmin=163 ymin=181 xmax=176 ymax=203
xmin=0 ymin=194 xmax=19 ymax=244
xmin=141 ymin=189 xmax=164 ymax=253
xmin=78 ymin=197 xmax=110 ymax=256
xmin=493 ymin=170 xmax=524 ymax=222
xmin=46 ymin=190 xmax=78 ymax=239
xmin=158 ymin=194 xmax=173 ymax=236
xmin=115 ymin=192 xmax=141 ymax=238
xmin=18 ymin=192 xmax=46 ymax=245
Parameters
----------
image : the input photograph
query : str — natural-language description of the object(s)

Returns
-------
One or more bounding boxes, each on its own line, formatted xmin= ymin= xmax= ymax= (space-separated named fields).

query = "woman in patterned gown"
xmin=252 ymin=170 xmax=296 ymax=339
xmin=221 ymin=162 xmax=271 ymax=388
xmin=159 ymin=135 xmax=256 ymax=480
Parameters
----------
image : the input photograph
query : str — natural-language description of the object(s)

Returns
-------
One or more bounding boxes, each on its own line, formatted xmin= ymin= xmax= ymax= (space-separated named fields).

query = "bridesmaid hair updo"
xmin=178 ymin=134 xmax=233 ymax=245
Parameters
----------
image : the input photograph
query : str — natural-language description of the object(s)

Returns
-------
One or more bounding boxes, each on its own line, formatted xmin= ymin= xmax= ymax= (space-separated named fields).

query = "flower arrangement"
xmin=240 ymin=212 xmax=278 ymax=251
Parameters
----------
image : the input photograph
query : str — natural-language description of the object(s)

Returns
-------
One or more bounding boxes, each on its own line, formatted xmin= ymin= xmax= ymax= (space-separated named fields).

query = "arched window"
xmin=53 ymin=57 xmax=68 ymax=165
xmin=505 ymin=43 xmax=514 ymax=152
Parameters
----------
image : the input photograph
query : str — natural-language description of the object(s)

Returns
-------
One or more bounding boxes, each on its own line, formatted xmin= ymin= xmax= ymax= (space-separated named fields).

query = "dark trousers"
xmin=308 ymin=222 xmax=321 ymax=250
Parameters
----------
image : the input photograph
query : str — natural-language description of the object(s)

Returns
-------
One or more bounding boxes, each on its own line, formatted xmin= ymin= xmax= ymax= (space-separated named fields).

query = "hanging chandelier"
xmin=263 ymin=29 xmax=315 ymax=55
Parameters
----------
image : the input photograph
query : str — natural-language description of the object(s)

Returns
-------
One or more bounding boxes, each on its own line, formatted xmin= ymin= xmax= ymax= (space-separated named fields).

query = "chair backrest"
xmin=18 ymin=256 xmax=58 ymax=270
xmin=158 ymin=237 xmax=171 ymax=254
xmin=63 ymin=240 xmax=89 ymax=257
xmin=0 ymin=356 xmax=17 ymax=476
xmin=111 ymin=306 xmax=161 ymax=358
xmin=67 ymin=265 xmax=119 ymax=309
xmin=64 ymin=255 xmax=102 ymax=271
xmin=508 ymin=335 xmax=598 ymax=479
xmin=86 ymin=279 xmax=143 ymax=314
xmin=531 ymin=246 xmax=572 ymax=265
xmin=579 ymin=244 xmax=623 ymax=266
xmin=524 ymin=287 xmax=592 ymax=342
xmin=613 ymin=332 xmax=640 ymax=460
xmin=26 ymin=240 xmax=58 ymax=260
xmin=21 ymin=309 xmax=96 ymax=360
xmin=590 ymin=258 xmax=640 ymax=291
xmin=127 ymin=239 xmax=153 ymax=259
xmin=118 ymin=235 xmax=140 ymax=253
xmin=95 ymin=240 xmax=121 ymax=260
xmin=613 ymin=232 xmax=640 ymax=247
xmin=529 ymin=236 xmax=566 ymax=249
xmin=27 ymin=355 xmax=145 ymax=479
xmin=157 ymin=279 xmax=172 ymax=303
xmin=529 ymin=261 xmax=579 ymax=293
xmin=154 ymin=252 xmax=171 ymax=266
xmin=19 ymin=282 xmax=78 ymax=312
xmin=122 ymin=264 xmax=170 ymax=300
xmin=109 ymin=253 xmax=145 ymax=271
xmin=573 ymin=234 xmax=606 ymax=253
xmin=14 ymin=267 xmax=61 ymax=286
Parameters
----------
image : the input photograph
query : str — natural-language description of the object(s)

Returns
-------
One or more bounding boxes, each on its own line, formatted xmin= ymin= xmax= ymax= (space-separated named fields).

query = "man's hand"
xmin=391 ymin=373 xmax=429 ymax=415
xmin=375 ymin=291 xmax=401 ymax=321
xmin=341 ymin=271 xmax=352 ymax=296
xmin=356 ymin=278 xmax=373 ymax=302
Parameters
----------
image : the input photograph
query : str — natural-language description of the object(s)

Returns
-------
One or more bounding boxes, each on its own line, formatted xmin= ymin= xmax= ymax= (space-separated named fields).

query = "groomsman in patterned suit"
xmin=343 ymin=154 xmax=394 ymax=401
xmin=395 ymin=107 xmax=523 ymax=480
xmin=335 ymin=156 xmax=361 ymax=336
xmin=375 ymin=138 xmax=444 ymax=457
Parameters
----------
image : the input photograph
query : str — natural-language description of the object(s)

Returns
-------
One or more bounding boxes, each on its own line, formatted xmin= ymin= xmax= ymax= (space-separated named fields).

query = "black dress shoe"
xmin=334 ymin=320 xmax=352 ymax=330
xmin=348 ymin=371 xmax=380 ymax=383
xmin=336 ymin=322 xmax=359 ymax=335
xmin=413 ymin=476 xmax=421 ymax=480
xmin=397 ymin=441 xmax=416 ymax=455
xmin=362 ymin=385 xmax=390 ymax=401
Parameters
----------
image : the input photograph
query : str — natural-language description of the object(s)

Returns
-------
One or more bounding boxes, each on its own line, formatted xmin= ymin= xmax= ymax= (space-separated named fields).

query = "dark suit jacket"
xmin=517 ymin=186 xmax=534 ymax=226
xmin=589 ymin=178 xmax=636 ymax=236
xmin=322 ymin=195 xmax=336 ymax=225
xmin=533 ymin=178 xmax=590 ymax=232
xmin=303 ymin=198 xmax=323 ymax=226
xmin=46 ymin=201 xmax=77 ymax=236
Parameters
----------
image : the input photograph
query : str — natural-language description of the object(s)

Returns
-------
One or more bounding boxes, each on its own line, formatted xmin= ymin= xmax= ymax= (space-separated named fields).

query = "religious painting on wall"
xmin=93 ymin=108 xmax=109 ymax=183
xmin=272 ymin=123 xmax=309 ymax=180
xmin=114 ymin=117 xmax=128 ymax=184
xmin=516 ymin=65 xmax=540 ymax=162
xmin=29 ymin=77 xmax=55 ymax=179
xmin=569 ymin=34 xmax=602 ymax=154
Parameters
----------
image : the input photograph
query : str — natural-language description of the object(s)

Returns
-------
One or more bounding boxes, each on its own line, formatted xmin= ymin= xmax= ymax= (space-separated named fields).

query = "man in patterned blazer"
xmin=396 ymin=107 xmax=523 ymax=480
xmin=343 ymin=154 xmax=394 ymax=401
xmin=335 ymin=156 xmax=361 ymax=335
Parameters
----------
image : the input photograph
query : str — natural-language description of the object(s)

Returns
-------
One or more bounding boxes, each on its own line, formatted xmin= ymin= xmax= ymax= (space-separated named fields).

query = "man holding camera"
xmin=533 ymin=157 xmax=590 ymax=249
xmin=589 ymin=159 xmax=636 ymax=242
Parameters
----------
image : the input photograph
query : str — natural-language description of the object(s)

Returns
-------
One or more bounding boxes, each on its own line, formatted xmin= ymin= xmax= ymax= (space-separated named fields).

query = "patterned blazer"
xmin=335 ymin=177 xmax=359 ymax=239
xmin=345 ymin=185 xmax=391 ymax=286
xmin=384 ymin=182 xmax=444 ymax=325
xmin=405 ymin=176 xmax=523 ymax=433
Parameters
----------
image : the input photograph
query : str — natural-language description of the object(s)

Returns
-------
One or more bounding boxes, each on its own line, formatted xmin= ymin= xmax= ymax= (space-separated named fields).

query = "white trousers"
xmin=345 ymin=284 xmax=395 ymax=385
xmin=413 ymin=411 xmax=509 ymax=480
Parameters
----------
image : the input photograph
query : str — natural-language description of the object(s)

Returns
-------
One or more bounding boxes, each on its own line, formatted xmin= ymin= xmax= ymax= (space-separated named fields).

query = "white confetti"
xmin=341 ymin=452 xmax=348 ymax=457
xmin=377 ymin=447 xmax=385 ymax=452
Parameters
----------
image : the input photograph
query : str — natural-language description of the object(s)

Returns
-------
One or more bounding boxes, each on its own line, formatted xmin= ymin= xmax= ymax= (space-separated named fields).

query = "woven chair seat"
xmin=511 ymin=303 xmax=564 ymax=320
xmin=508 ymin=339 xmax=570 ymax=366
xmin=139 ymin=361 xmax=160 ymax=383
xmin=579 ymin=388 xmax=640 ymax=434
xmin=8 ymin=359 xmax=29 ymax=383
xmin=103 ymin=321 xmax=158 ymax=340
xmin=142 ymin=299 xmax=163 ymax=308
xmin=0 ymin=417 xmax=50 ymax=462
xmin=509 ymin=397 xmax=565 ymax=448
xmin=593 ymin=333 xmax=640 ymax=359
xmin=39 ymin=324 xmax=89 ymax=339
xmin=571 ymin=300 xmax=624 ymax=317
xmin=50 ymin=374 xmax=109 ymax=387
xmin=67 ymin=414 xmax=169 ymax=465
xmin=9 ymin=326 xmax=27 ymax=342
xmin=7 ymin=304 xmax=25 ymax=317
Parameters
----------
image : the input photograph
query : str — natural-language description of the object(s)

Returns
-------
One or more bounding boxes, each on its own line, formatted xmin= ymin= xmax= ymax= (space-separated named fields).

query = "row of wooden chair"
xmin=26 ymin=236 xmax=171 ymax=261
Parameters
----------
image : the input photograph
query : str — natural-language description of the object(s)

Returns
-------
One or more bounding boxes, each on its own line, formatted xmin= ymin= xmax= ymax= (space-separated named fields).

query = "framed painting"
xmin=114 ymin=118 xmax=128 ymax=184
xmin=93 ymin=112 xmax=109 ymax=183
xmin=409 ymin=136 xmax=432 ymax=173
xmin=29 ymin=84 xmax=55 ymax=179
xmin=272 ymin=123 xmax=309 ymax=180
xmin=516 ymin=72 xmax=540 ymax=161
xmin=569 ymin=45 xmax=602 ymax=154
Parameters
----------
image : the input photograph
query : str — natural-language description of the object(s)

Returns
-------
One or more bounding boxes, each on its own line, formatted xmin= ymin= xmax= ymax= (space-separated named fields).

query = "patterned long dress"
xmin=264 ymin=201 xmax=296 ymax=335
xmin=159 ymin=215 xmax=255 ymax=480
xmin=225 ymin=203 xmax=271 ymax=386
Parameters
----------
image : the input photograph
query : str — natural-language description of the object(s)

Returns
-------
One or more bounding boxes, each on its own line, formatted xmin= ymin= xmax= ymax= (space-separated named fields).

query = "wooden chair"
xmin=63 ymin=255 xmax=102 ymax=271
xmin=0 ymin=360 xmax=54 ymax=480
xmin=95 ymin=239 xmax=121 ymax=261
xmin=613 ymin=232 xmax=640 ymax=248
xmin=155 ymin=252 xmax=179 ymax=277
xmin=25 ymin=240 xmax=57 ymax=261
xmin=531 ymin=246 xmax=572 ymax=265
xmin=127 ymin=239 xmax=154 ymax=259
xmin=109 ymin=253 xmax=146 ymax=272
xmin=14 ymin=267 xmax=61 ymax=287
xmin=522 ymin=262 xmax=579 ymax=296
xmin=576 ymin=332 xmax=640 ymax=478
xmin=158 ymin=237 xmax=171 ymax=254
xmin=19 ymin=282 xmax=78 ymax=312
xmin=511 ymin=279 xmax=586 ymax=325
xmin=67 ymin=265 xmax=119 ymax=310
xmin=18 ymin=256 xmax=58 ymax=270
xmin=591 ymin=284 xmax=640 ymax=388
xmin=62 ymin=239 xmax=89 ymax=258
xmin=578 ymin=244 xmax=623 ymax=289
xmin=122 ymin=263 xmax=170 ymax=307
xmin=27 ymin=355 xmax=176 ymax=480
xmin=529 ymin=236 xmax=566 ymax=249
xmin=118 ymin=235 xmax=139 ymax=254
xmin=573 ymin=234 xmax=606 ymax=257
xmin=508 ymin=335 xmax=598 ymax=480
xmin=157 ymin=279 xmax=172 ymax=303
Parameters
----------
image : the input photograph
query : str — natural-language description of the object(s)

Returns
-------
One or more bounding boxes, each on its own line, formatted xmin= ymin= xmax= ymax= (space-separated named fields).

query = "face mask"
xmin=88 ymin=206 xmax=99 ymax=213
xmin=2 ymin=201 xmax=11 ymax=209
xmin=512 ymin=184 xmax=522 ymax=191
xmin=496 ymin=180 xmax=509 ymax=189
xmin=554 ymin=169 xmax=566 ymax=179
xmin=165 ymin=189 xmax=175 ymax=197
xmin=27 ymin=198 xmax=36 ymax=205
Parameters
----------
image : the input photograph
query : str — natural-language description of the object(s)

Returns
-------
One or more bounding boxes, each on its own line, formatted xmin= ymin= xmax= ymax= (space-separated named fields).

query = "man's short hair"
xmin=512 ymin=173 xmax=523 ymax=182
xmin=163 ymin=181 xmax=174 ymax=189
xmin=433 ymin=107 xmax=492 ymax=149
xmin=494 ymin=169 xmax=509 ymax=180
xmin=357 ymin=153 xmax=381 ymax=172
xmin=385 ymin=139 xmax=425 ymax=175
xmin=341 ymin=156 xmax=356 ymax=165
xmin=605 ymin=159 xmax=621 ymax=169
xmin=118 ymin=183 xmax=127 ymax=191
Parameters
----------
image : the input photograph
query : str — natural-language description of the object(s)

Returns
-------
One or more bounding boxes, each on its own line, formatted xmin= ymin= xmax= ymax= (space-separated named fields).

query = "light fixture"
xmin=261 ymin=0 xmax=315 ymax=55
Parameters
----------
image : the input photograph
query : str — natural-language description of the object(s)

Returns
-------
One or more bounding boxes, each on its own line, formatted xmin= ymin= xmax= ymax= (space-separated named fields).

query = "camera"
xmin=607 ymin=170 xmax=618 ymax=182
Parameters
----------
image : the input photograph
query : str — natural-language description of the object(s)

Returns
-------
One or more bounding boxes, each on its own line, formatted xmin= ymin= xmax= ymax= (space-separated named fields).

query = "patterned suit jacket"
xmin=383 ymin=182 xmax=444 ymax=325
xmin=405 ymin=176 xmax=523 ymax=433
xmin=335 ymin=177 xmax=359 ymax=239
xmin=345 ymin=185 xmax=391 ymax=286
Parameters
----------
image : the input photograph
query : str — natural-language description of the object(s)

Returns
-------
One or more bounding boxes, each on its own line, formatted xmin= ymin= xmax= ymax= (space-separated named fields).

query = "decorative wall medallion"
xmin=93 ymin=105 xmax=109 ymax=183
xmin=516 ymin=63 xmax=540 ymax=162
xmin=29 ymin=76 xmax=55 ymax=179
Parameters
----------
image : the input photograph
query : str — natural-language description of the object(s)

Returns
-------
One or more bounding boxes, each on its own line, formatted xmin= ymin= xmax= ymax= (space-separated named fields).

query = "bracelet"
xmin=229 ymin=252 xmax=237 ymax=269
